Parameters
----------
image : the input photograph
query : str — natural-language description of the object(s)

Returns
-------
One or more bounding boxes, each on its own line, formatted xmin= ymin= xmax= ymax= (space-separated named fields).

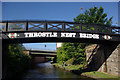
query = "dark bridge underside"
xmin=30 ymin=53 xmax=57 ymax=57
xmin=28 ymin=50 xmax=57 ymax=57
xmin=2 ymin=35 xmax=120 ymax=44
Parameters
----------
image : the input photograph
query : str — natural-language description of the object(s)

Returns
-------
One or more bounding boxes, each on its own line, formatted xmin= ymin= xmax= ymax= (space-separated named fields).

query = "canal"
xmin=23 ymin=62 xmax=96 ymax=80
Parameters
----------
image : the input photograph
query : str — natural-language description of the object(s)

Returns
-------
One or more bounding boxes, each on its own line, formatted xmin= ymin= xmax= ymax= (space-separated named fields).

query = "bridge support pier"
xmin=53 ymin=56 xmax=57 ymax=63
xmin=83 ymin=43 xmax=119 ymax=72
xmin=31 ymin=55 xmax=35 ymax=64
xmin=2 ymin=42 xmax=9 ymax=79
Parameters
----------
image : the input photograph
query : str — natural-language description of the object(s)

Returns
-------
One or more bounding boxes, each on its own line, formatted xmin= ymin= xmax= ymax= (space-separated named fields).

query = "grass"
xmin=52 ymin=63 xmax=83 ymax=70
xmin=81 ymin=71 xmax=120 ymax=79
xmin=65 ymin=65 xmax=83 ymax=70
xmin=53 ymin=63 xmax=120 ymax=79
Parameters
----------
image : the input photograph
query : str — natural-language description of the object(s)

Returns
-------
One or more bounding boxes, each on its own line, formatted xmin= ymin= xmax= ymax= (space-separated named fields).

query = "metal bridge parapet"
xmin=0 ymin=20 xmax=120 ymax=35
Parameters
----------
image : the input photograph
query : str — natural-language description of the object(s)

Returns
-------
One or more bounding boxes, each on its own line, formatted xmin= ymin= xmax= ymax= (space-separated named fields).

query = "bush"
xmin=57 ymin=43 xmax=88 ymax=65
xmin=66 ymin=58 xmax=75 ymax=66
xmin=59 ymin=61 xmax=63 ymax=65
xmin=7 ymin=44 xmax=31 ymax=79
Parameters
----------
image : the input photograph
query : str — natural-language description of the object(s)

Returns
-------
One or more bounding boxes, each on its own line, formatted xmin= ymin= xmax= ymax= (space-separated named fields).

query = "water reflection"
xmin=24 ymin=62 xmax=96 ymax=80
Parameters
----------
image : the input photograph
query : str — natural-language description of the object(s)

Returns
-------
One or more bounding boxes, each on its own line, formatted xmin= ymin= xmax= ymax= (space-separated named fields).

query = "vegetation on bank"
xmin=53 ymin=63 xmax=83 ymax=70
xmin=6 ymin=44 xmax=31 ymax=79
xmin=57 ymin=43 xmax=88 ymax=65
xmin=53 ymin=63 xmax=119 ymax=79
xmin=81 ymin=71 xmax=120 ymax=79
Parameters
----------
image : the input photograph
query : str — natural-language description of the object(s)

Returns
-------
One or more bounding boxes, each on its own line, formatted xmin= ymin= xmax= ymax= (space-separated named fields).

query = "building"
xmin=56 ymin=42 xmax=62 ymax=51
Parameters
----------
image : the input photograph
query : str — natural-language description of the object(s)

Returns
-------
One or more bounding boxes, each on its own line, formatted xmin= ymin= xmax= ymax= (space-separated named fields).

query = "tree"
xmin=74 ymin=6 xmax=113 ymax=25
xmin=57 ymin=43 xmax=88 ymax=64
xmin=57 ymin=7 xmax=113 ymax=65
xmin=74 ymin=7 xmax=113 ymax=32
xmin=7 ymin=44 xmax=31 ymax=79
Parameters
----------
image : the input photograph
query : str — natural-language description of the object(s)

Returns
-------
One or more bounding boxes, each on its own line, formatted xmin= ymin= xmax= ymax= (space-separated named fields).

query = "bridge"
xmin=25 ymin=50 xmax=57 ymax=63
xmin=27 ymin=49 xmax=57 ymax=57
xmin=1 ymin=20 xmax=120 ymax=44
xmin=1 ymin=20 xmax=120 ymax=79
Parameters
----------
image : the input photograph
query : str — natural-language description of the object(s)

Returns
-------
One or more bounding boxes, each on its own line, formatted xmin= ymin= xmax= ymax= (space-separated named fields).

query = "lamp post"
xmin=80 ymin=8 xmax=83 ymax=14
xmin=115 ymin=22 xmax=118 ymax=26
xmin=45 ymin=44 xmax=46 ymax=49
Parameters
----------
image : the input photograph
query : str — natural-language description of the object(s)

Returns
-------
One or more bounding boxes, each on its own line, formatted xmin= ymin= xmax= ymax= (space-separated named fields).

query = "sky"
xmin=1 ymin=0 xmax=120 ymax=2
xmin=2 ymin=2 xmax=119 ymax=51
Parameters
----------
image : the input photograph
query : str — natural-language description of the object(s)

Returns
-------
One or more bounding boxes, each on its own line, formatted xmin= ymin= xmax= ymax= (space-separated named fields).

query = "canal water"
xmin=23 ymin=62 xmax=96 ymax=80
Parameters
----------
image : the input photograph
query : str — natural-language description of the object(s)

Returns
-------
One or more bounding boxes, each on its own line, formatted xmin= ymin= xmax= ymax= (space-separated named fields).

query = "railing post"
xmin=5 ymin=21 xmax=8 ymax=32
xmin=109 ymin=27 xmax=112 ymax=34
xmin=119 ymin=28 xmax=120 ymax=34
xmin=80 ymin=24 xmax=82 ymax=31
xmin=26 ymin=21 xmax=28 ymax=31
xmin=62 ymin=23 xmax=65 ymax=31
xmin=45 ymin=22 xmax=47 ymax=31
xmin=94 ymin=24 xmax=98 ymax=33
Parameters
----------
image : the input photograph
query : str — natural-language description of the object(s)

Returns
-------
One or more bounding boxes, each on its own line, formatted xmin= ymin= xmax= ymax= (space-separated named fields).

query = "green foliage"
xmin=51 ymin=57 xmax=54 ymax=61
xmin=58 ymin=61 xmax=63 ymax=65
xmin=7 ymin=44 xmax=31 ymax=78
xmin=57 ymin=43 xmax=88 ymax=65
xmin=74 ymin=6 xmax=113 ymax=26
xmin=82 ymin=71 xmax=119 ymax=78
xmin=66 ymin=58 xmax=75 ymax=66
xmin=64 ymin=65 xmax=84 ymax=70
xmin=53 ymin=63 xmax=84 ymax=70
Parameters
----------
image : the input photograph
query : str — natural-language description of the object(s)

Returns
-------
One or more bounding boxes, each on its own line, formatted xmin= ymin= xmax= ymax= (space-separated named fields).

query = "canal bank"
xmin=23 ymin=62 xmax=96 ymax=80
xmin=52 ymin=63 xmax=119 ymax=80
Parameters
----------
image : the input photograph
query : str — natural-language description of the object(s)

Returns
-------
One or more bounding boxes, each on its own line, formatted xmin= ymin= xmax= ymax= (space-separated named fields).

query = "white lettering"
xmin=61 ymin=33 xmax=66 ymax=37
xmin=24 ymin=32 xmax=99 ymax=39
xmin=52 ymin=32 xmax=57 ymax=37
xmin=80 ymin=33 xmax=86 ymax=38
xmin=24 ymin=32 xmax=58 ymax=37
xmin=61 ymin=33 xmax=76 ymax=37
xmin=79 ymin=33 xmax=99 ymax=39
xmin=24 ymin=33 xmax=29 ymax=37
xmin=93 ymin=34 xmax=99 ymax=39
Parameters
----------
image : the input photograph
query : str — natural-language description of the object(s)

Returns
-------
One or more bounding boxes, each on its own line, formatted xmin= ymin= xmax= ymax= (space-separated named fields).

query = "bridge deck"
xmin=27 ymin=50 xmax=57 ymax=53
xmin=28 ymin=50 xmax=57 ymax=57
xmin=1 ymin=20 xmax=120 ymax=44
